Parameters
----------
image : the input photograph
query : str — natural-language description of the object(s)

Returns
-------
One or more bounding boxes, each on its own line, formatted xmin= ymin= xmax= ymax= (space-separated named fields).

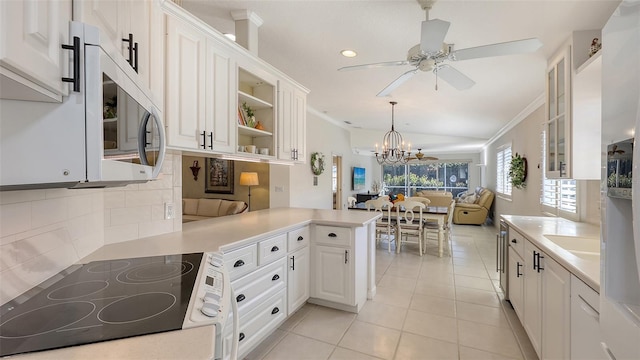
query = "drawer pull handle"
xmin=234 ymin=260 xmax=245 ymax=268
xmin=239 ymin=332 xmax=245 ymax=342
xmin=272 ymin=274 xmax=280 ymax=281
xmin=297 ymin=235 xmax=304 ymax=241
xmin=328 ymin=233 xmax=337 ymax=238
xmin=271 ymin=307 xmax=280 ymax=315
xmin=271 ymin=246 xmax=279 ymax=252
xmin=516 ymin=262 xmax=523 ymax=277
xmin=511 ymin=239 xmax=517 ymax=244
xmin=236 ymin=294 xmax=246 ymax=302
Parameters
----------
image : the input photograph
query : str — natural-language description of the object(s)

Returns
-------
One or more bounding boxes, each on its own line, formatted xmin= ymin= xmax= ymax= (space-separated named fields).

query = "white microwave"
xmin=0 ymin=22 xmax=165 ymax=190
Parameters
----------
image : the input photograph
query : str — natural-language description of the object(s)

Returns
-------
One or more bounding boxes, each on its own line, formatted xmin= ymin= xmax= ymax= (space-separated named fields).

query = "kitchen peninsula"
xmin=8 ymin=208 xmax=380 ymax=360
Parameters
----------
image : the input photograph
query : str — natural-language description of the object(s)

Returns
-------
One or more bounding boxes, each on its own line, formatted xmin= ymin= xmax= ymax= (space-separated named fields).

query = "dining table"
xmin=349 ymin=203 xmax=449 ymax=257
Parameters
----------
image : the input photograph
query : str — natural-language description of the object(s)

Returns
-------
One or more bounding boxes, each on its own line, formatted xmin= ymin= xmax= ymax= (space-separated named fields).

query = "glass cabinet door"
xmin=546 ymin=47 xmax=571 ymax=178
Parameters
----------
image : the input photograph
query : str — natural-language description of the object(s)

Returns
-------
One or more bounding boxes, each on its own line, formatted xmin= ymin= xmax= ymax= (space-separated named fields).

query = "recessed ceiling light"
xmin=224 ymin=33 xmax=236 ymax=41
xmin=341 ymin=49 xmax=357 ymax=58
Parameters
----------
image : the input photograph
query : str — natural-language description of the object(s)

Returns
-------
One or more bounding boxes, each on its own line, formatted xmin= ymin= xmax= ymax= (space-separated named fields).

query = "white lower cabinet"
xmin=508 ymin=247 xmax=525 ymax=320
xmin=310 ymin=225 xmax=368 ymax=312
xmin=287 ymin=246 xmax=309 ymax=315
xmin=570 ymin=275 xmax=604 ymax=360
xmin=523 ymin=241 xmax=543 ymax=356
xmin=540 ymin=251 xmax=570 ymax=360
xmin=506 ymin=231 xmax=573 ymax=360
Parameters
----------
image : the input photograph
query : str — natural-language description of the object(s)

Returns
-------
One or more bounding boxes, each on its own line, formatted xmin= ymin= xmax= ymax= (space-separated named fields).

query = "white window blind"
xmin=497 ymin=145 xmax=512 ymax=196
xmin=541 ymin=131 xmax=576 ymax=214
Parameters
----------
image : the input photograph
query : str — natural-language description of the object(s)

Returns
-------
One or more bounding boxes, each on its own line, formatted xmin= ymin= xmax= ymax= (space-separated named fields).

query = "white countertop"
xmin=82 ymin=207 xmax=380 ymax=262
xmin=501 ymin=215 xmax=601 ymax=291
xmin=10 ymin=208 xmax=379 ymax=360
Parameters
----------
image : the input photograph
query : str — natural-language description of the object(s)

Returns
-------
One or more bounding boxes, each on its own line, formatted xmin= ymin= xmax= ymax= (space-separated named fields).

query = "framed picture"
xmin=205 ymin=158 xmax=234 ymax=194
xmin=352 ymin=167 xmax=365 ymax=191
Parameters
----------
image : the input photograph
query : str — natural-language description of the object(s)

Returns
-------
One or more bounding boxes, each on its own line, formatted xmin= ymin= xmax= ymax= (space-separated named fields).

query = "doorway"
xmin=332 ymin=155 xmax=342 ymax=209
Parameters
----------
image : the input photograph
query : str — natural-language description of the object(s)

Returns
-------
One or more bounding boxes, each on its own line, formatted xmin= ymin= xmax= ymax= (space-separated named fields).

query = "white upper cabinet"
xmin=546 ymin=30 xmax=602 ymax=180
xmin=0 ymin=0 xmax=72 ymax=102
xmin=75 ymin=0 xmax=152 ymax=90
xmin=278 ymin=79 xmax=308 ymax=163
xmin=165 ymin=15 xmax=206 ymax=150
xmin=204 ymin=38 xmax=236 ymax=154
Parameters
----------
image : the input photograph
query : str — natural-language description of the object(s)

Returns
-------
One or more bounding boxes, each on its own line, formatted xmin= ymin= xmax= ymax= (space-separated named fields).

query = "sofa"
xmin=414 ymin=191 xmax=454 ymax=207
xmin=452 ymin=187 xmax=495 ymax=225
xmin=182 ymin=198 xmax=248 ymax=223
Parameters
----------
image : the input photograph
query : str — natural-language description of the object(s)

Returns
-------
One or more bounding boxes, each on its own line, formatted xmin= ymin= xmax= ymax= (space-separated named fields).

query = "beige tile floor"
xmin=244 ymin=224 xmax=538 ymax=360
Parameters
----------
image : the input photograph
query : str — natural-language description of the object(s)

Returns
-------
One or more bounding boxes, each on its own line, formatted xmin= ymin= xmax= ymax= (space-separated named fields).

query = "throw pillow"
xmin=462 ymin=194 xmax=477 ymax=204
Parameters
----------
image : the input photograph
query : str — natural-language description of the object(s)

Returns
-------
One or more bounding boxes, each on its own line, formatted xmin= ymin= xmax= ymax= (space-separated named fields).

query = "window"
xmin=541 ymin=131 xmax=577 ymax=216
xmin=496 ymin=145 xmax=512 ymax=196
xmin=381 ymin=162 xmax=469 ymax=197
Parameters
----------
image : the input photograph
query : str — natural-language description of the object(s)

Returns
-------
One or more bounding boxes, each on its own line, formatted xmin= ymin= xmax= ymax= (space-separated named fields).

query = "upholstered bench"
xmin=182 ymin=198 xmax=248 ymax=222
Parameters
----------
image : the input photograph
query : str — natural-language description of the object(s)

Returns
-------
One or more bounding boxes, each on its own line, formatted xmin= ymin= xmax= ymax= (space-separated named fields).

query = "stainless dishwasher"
xmin=496 ymin=220 xmax=509 ymax=298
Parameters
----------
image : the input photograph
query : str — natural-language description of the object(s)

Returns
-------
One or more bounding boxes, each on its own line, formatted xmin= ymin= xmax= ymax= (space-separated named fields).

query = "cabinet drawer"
xmin=258 ymin=233 xmax=287 ymax=265
xmin=314 ymin=225 xmax=351 ymax=247
xmin=288 ymin=226 xmax=310 ymax=252
xmin=228 ymin=288 xmax=287 ymax=358
xmin=509 ymin=228 xmax=526 ymax=258
xmin=232 ymin=257 xmax=287 ymax=316
xmin=224 ymin=244 xmax=258 ymax=281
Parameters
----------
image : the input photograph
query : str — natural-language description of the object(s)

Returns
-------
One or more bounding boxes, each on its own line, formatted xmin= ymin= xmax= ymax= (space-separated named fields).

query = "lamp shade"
xmin=239 ymin=172 xmax=259 ymax=186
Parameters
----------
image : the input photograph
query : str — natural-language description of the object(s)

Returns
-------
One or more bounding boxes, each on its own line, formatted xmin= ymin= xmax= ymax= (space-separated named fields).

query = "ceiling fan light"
xmin=340 ymin=49 xmax=357 ymax=58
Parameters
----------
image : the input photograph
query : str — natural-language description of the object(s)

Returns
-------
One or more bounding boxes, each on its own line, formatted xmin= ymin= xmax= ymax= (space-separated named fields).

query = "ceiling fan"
xmin=407 ymin=149 xmax=439 ymax=161
xmin=338 ymin=0 xmax=542 ymax=96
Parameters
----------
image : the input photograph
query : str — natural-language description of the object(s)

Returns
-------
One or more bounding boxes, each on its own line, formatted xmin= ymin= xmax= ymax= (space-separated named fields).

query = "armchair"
xmin=452 ymin=188 xmax=494 ymax=225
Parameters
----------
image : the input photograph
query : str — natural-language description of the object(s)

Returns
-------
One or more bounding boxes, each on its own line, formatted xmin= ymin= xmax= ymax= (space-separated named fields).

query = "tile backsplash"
xmin=0 ymin=152 xmax=182 ymax=305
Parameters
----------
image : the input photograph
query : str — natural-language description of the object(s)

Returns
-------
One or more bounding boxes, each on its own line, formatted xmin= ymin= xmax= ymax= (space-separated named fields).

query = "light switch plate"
xmin=164 ymin=202 xmax=175 ymax=219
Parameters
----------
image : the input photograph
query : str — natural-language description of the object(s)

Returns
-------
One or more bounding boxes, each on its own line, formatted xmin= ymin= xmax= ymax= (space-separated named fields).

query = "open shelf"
xmin=238 ymin=125 xmax=272 ymax=137
xmin=238 ymin=91 xmax=272 ymax=109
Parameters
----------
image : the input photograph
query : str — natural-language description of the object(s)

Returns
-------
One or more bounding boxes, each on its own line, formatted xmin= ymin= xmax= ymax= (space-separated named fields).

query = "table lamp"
xmin=239 ymin=172 xmax=259 ymax=211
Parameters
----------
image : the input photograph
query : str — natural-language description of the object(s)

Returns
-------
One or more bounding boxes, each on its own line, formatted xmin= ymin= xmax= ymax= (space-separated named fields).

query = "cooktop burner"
xmin=0 ymin=253 xmax=203 ymax=357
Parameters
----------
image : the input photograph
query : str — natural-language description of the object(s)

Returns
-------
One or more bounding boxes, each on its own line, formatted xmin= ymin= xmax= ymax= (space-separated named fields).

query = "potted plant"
xmin=509 ymin=153 xmax=527 ymax=189
xmin=242 ymin=102 xmax=256 ymax=128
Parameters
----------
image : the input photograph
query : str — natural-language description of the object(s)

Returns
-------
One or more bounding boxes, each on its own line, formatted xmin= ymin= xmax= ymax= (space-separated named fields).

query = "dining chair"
xmin=365 ymin=198 xmax=396 ymax=252
xmin=394 ymin=200 xmax=426 ymax=256
xmin=424 ymin=200 xmax=455 ymax=256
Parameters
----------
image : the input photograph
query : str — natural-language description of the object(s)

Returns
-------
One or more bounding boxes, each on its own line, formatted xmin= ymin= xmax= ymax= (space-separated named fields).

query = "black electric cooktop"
xmin=0 ymin=253 xmax=203 ymax=357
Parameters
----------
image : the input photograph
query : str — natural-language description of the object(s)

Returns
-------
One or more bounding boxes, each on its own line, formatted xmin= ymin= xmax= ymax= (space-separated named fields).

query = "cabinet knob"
xmin=271 ymin=307 xmax=280 ymax=315
xmin=271 ymin=246 xmax=279 ymax=252
xmin=236 ymin=294 xmax=246 ymax=302
xmin=272 ymin=274 xmax=280 ymax=281
xmin=233 ymin=260 xmax=245 ymax=268
xmin=239 ymin=333 xmax=245 ymax=342
xmin=297 ymin=236 xmax=304 ymax=241
xmin=511 ymin=239 xmax=517 ymax=244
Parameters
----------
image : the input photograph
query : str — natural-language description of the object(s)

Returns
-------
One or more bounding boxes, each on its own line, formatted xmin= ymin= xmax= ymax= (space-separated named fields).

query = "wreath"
xmin=310 ymin=152 xmax=325 ymax=175
xmin=509 ymin=153 xmax=528 ymax=189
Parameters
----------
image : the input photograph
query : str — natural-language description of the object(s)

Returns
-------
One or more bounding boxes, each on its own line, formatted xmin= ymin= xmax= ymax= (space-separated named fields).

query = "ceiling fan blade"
xmin=376 ymin=69 xmax=418 ymax=97
xmin=434 ymin=65 xmax=475 ymax=90
xmin=452 ymin=38 xmax=542 ymax=61
xmin=420 ymin=19 xmax=450 ymax=53
xmin=338 ymin=61 xmax=409 ymax=71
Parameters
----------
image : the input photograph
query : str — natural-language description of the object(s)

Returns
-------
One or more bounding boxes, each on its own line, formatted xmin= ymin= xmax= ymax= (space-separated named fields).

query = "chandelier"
xmin=375 ymin=101 xmax=411 ymax=165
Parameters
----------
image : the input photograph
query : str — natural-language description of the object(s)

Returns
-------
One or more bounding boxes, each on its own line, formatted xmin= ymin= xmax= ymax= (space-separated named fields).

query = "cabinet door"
xmin=288 ymin=246 xmax=309 ymax=315
xmin=313 ymin=245 xmax=352 ymax=305
xmin=75 ymin=0 xmax=122 ymax=53
xmin=546 ymin=46 xmax=572 ymax=178
xmin=277 ymin=80 xmax=295 ymax=160
xmin=0 ymin=0 xmax=71 ymax=101
xmin=278 ymin=81 xmax=307 ymax=162
xmin=204 ymin=39 xmax=235 ymax=153
xmin=508 ymin=247 xmax=525 ymax=321
xmin=541 ymin=255 xmax=570 ymax=360
xmin=165 ymin=17 xmax=205 ymax=149
xmin=523 ymin=241 xmax=542 ymax=357
xmin=126 ymin=0 xmax=151 ymax=88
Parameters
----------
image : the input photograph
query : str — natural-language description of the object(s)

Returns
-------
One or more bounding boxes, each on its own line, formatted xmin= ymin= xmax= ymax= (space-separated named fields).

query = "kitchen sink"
xmin=542 ymin=234 xmax=600 ymax=253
